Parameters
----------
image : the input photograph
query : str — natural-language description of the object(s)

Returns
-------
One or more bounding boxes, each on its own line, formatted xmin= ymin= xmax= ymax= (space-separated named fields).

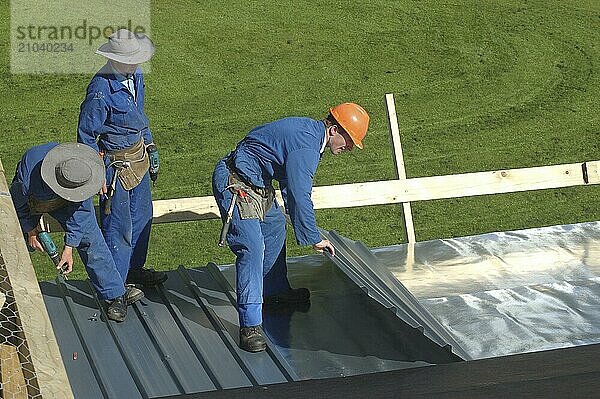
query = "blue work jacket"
xmin=77 ymin=64 xmax=153 ymax=152
xmin=231 ymin=117 xmax=326 ymax=246
xmin=10 ymin=143 xmax=98 ymax=247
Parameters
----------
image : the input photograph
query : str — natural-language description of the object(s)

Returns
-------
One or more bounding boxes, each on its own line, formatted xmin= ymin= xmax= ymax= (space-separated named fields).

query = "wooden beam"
xmin=0 ymin=344 xmax=27 ymax=399
xmin=311 ymin=161 xmax=590 ymax=207
xmin=385 ymin=93 xmax=416 ymax=243
xmin=152 ymin=195 xmax=220 ymax=223
xmin=38 ymin=160 xmax=597 ymax=232
xmin=584 ymin=160 xmax=600 ymax=184
xmin=405 ymin=162 xmax=588 ymax=200
xmin=151 ymin=161 xmax=593 ymax=215
xmin=0 ymin=160 xmax=74 ymax=399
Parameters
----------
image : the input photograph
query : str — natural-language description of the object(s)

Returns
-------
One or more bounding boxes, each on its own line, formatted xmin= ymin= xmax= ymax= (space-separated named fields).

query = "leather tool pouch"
xmin=108 ymin=138 xmax=150 ymax=191
xmin=227 ymin=174 xmax=274 ymax=221
xmin=28 ymin=196 xmax=68 ymax=214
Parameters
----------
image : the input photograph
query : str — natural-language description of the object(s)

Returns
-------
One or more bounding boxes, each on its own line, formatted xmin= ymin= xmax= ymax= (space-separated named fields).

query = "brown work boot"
xmin=239 ymin=326 xmax=267 ymax=352
xmin=106 ymin=296 xmax=127 ymax=322
xmin=124 ymin=284 xmax=144 ymax=305
xmin=264 ymin=288 xmax=310 ymax=305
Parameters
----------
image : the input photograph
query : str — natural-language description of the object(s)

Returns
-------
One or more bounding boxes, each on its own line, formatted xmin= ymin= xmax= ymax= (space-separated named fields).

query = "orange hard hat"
xmin=329 ymin=102 xmax=369 ymax=149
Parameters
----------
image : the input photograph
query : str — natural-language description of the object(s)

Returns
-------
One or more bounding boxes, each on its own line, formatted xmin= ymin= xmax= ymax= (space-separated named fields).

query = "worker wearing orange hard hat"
xmin=329 ymin=102 xmax=369 ymax=150
xmin=212 ymin=102 xmax=369 ymax=352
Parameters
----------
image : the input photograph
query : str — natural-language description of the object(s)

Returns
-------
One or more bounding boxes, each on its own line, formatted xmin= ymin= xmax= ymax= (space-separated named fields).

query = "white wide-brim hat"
xmin=41 ymin=143 xmax=105 ymax=202
xmin=96 ymin=28 xmax=155 ymax=65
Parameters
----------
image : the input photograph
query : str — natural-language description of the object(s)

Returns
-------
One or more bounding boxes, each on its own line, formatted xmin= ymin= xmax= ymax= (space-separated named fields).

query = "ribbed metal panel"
xmin=41 ymin=265 xmax=297 ymax=398
xmin=321 ymin=229 xmax=471 ymax=360
xmin=37 ymin=222 xmax=600 ymax=397
xmin=40 ymin=249 xmax=461 ymax=398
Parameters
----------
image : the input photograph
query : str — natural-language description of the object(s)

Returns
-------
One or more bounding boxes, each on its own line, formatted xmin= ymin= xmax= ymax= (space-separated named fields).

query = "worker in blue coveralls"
xmin=77 ymin=29 xmax=166 ymax=291
xmin=213 ymin=102 xmax=370 ymax=352
xmin=10 ymin=143 xmax=144 ymax=322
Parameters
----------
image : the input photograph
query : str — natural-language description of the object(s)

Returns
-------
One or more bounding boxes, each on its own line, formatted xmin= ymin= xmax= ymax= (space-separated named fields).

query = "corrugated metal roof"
xmin=321 ymin=229 xmax=471 ymax=360
xmin=40 ymin=245 xmax=460 ymax=398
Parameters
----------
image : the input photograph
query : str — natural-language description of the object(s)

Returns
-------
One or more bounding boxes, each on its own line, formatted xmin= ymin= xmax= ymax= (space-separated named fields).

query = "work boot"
xmin=239 ymin=326 xmax=267 ymax=352
xmin=126 ymin=267 xmax=168 ymax=287
xmin=106 ymin=296 xmax=127 ymax=322
xmin=264 ymin=288 xmax=310 ymax=305
xmin=124 ymin=284 xmax=144 ymax=305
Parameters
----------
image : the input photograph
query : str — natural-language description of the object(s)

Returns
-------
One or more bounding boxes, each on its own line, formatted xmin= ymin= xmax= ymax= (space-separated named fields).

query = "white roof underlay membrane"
xmin=372 ymin=221 xmax=600 ymax=359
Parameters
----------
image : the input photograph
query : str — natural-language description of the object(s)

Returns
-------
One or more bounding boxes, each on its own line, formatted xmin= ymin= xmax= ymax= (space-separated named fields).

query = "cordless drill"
xmin=147 ymin=143 xmax=159 ymax=184
xmin=38 ymin=231 xmax=67 ymax=275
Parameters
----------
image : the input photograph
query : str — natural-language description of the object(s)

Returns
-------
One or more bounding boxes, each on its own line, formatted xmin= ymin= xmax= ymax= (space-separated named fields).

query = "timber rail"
xmin=0 ymin=159 xmax=74 ymax=399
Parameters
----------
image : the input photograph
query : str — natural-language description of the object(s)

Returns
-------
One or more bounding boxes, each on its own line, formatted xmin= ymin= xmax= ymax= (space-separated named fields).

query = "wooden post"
xmin=0 ymin=159 xmax=74 ymax=399
xmin=385 ymin=93 xmax=416 ymax=244
xmin=0 ymin=343 xmax=28 ymax=399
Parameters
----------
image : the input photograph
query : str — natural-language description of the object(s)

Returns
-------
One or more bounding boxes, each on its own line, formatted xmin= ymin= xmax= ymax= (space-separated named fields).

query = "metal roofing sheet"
xmin=38 ymin=221 xmax=600 ymax=396
xmin=219 ymin=254 xmax=461 ymax=378
xmin=320 ymin=229 xmax=471 ymax=360
xmin=41 ymin=241 xmax=459 ymax=398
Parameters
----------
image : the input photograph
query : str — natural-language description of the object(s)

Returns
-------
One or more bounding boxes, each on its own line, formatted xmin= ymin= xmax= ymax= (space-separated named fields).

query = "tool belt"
xmin=28 ymin=196 xmax=68 ymax=214
xmin=225 ymin=158 xmax=275 ymax=221
xmin=107 ymin=138 xmax=149 ymax=191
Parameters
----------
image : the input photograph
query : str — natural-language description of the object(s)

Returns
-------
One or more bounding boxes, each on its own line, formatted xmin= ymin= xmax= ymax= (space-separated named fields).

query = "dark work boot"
xmin=264 ymin=288 xmax=310 ymax=305
xmin=239 ymin=326 xmax=267 ymax=352
xmin=126 ymin=267 xmax=168 ymax=287
xmin=106 ymin=296 xmax=127 ymax=322
xmin=124 ymin=284 xmax=144 ymax=305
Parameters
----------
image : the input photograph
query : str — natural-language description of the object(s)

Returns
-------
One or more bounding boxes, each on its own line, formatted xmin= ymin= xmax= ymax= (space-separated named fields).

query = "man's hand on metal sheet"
xmin=313 ymin=239 xmax=335 ymax=257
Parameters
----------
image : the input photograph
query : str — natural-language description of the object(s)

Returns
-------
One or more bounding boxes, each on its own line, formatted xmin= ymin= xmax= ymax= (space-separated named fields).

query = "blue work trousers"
xmin=99 ymin=168 xmax=153 ymax=281
xmin=213 ymin=159 xmax=291 ymax=327
xmin=50 ymin=205 xmax=125 ymax=300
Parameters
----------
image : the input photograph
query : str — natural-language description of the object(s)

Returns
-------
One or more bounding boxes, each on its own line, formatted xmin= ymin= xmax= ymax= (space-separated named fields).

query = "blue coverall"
xmin=213 ymin=117 xmax=325 ymax=327
xmin=10 ymin=143 xmax=125 ymax=300
xmin=77 ymin=64 xmax=153 ymax=281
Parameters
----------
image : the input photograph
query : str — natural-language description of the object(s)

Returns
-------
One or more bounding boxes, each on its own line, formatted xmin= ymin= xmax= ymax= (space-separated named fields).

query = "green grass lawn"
xmin=1 ymin=1 xmax=599 ymax=281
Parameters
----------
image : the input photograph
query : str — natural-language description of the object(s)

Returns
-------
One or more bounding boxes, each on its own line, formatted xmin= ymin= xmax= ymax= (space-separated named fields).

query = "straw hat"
xmin=41 ymin=143 xmax=105 ymax=202
xmin=96 ymin=29 xmax=155 ymax=65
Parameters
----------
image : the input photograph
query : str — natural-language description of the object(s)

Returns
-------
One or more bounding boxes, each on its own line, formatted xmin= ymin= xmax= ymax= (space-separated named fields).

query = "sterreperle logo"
xmin=10 ymin=0 xmax=151 ymax=74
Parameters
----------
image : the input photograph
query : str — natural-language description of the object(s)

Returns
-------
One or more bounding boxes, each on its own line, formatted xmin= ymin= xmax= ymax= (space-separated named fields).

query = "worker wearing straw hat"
xmin=78 ymin=29 xmax=166 ymax=291
xmin=10 ymin=142 xmax=144 ymax=322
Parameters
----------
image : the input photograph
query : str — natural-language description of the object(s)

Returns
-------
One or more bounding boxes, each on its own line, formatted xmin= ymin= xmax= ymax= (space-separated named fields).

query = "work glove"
xmin=147 ymin=143 xmax=159 ymax=183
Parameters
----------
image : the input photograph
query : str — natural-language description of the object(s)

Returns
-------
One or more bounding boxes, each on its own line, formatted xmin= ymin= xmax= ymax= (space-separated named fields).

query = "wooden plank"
xmin=0 ymin=344 xmax=27 ymax=399
xmin=404 ymin=162 xmax=587 ymax=200
xmin=385 ymin=93 xmax=416 ymax=243
xmin=37 ymin=160 xmax=597 ymax=231
xmin=585 ymin=160 xmax=600 ymax=184
xmin=385 ymin=94 xmax=408 ymax=180
xmin=311 ymin=162 xmax=588 ymax=208
xmin=152 ymin=195 xmax=220 ymax=223
xmin=0 ymin=160 xmax=74 ymax=399
xmin=0 ymin=161 xmax=8 ymax=193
